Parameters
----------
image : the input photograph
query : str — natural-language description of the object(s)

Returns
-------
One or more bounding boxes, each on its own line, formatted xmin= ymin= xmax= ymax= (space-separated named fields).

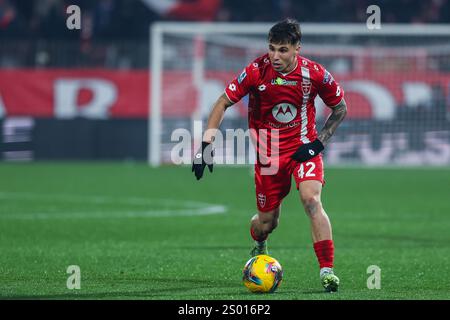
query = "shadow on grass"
xmin=1 ymin=277 xmax=327 ymax=300
xmin=171 ymin=245 xmax=311 ymax=251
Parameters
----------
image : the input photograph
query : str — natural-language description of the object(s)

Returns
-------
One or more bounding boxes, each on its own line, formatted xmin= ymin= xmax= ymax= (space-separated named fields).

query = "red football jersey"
xmin=225 ymin=54 xmax=344 ymax=156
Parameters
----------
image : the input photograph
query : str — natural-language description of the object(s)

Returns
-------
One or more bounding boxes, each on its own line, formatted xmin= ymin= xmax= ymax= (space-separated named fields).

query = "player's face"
xmin=268 ymin=42 xmax=299 ymax=73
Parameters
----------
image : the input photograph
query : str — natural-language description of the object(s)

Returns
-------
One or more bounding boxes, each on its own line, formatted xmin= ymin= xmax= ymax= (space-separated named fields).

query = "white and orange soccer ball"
xmin=242 ymin=255 xmax=283 ymax=293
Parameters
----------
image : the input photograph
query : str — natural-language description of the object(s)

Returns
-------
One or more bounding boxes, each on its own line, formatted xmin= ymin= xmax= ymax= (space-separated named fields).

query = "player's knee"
xmin=301 ymin=193 xmax=322 ymax=217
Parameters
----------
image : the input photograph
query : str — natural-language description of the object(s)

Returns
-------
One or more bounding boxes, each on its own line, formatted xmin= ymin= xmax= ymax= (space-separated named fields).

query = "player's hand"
xmin=192 ymin=142 xmax=214 ymax=180
xmin=291 ymin=139 xmax=324 ymax=162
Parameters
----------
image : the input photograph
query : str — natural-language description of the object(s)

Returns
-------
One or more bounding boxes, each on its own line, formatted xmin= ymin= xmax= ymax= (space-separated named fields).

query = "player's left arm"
xmin=292 ymin=98 xmax=347 ymax=162
xmin=317 ymin=98 xmax=347 ymax=146
xmin=292 ymin=66 xmax=347 ymax=162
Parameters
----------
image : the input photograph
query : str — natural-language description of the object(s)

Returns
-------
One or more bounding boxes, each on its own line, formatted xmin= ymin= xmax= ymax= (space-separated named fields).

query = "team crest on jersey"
xmin=272 ymin=103 xmax=297 ymax=123
xmin=301 ymin=80 xmax=311 ymax=95
xmin=257 ymin=193 xmax=266 ymax=208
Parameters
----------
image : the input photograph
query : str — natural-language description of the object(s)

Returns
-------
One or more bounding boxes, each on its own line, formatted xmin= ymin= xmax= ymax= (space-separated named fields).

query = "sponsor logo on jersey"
xmin=238 ymin=70 xmax=247 ymax=84
xmin=265 ymin=120 xmax=300 ymax=129
xmin=271 ymin=77 xmax=297 ymax=86
xmin=258 ymin=193 xmax=266 ymax=208
xmin=323 ymin=70 xmax=334 ymax=85
xmin=272 ymin=103 xmax=297 ymax=123
xmin=258 ymin=84 xmax=266 ymax=91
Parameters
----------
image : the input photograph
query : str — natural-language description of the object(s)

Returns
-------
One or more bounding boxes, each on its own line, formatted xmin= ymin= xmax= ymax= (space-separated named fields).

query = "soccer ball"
xmin=242 ymin=254 xmax=283 ymax=293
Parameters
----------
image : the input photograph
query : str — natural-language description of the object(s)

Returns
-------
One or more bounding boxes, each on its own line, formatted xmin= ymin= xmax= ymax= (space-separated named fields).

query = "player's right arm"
xmin=202 ymin=93 xmax=234 ymax=144
xmin=192 ymin=94 xmax=233 ymax=180
xmin=192 ymin=62 xmax=258 ymax=180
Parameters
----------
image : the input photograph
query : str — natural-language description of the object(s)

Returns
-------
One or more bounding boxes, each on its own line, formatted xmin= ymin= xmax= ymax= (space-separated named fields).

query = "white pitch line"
xmin=0 ymin=192 xmax=227 ymax=219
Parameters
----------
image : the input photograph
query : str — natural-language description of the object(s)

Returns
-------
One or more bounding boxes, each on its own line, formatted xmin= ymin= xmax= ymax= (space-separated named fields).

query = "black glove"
xmin=291 ymin=139 xmax=324 ymax=162
xmin=192 ymin=141 xmax=214 ymax=180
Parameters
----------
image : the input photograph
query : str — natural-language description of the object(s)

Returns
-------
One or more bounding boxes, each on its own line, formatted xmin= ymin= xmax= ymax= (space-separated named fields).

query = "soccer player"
xmin=192 ymin=18 xmax=347 ymax=292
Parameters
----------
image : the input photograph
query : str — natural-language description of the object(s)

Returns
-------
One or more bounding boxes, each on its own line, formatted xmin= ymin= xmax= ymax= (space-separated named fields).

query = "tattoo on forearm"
xmin=318 ymin=99 xmax=347 ymax=146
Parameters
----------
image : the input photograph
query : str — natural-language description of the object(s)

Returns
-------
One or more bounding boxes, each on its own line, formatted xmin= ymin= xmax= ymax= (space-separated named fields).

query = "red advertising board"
xmin=0 ymin=69 xmax=449 ymax=119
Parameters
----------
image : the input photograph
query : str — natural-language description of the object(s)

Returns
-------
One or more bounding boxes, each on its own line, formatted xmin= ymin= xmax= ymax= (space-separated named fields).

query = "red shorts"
xmin=254 ymin=154 xmax=324 ymax=212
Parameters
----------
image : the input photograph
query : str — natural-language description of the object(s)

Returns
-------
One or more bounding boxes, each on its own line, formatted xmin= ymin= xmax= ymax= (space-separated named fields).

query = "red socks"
xmin=250 ymin=228 xmax=334 ymax=269
xmin=250 ymin=227 xmax=268 ymax=242
xmin=313 ymin=240 xmax=334 ymax=269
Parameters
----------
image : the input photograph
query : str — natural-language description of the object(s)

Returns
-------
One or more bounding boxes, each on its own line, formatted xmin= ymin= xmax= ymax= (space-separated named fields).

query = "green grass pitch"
xmin=0 ymin=162 xmax=449 ymax=300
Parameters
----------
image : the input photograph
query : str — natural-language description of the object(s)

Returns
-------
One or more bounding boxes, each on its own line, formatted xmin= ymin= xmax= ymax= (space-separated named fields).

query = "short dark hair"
xmin=268 ymin=18 xmax=302 ymax=45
